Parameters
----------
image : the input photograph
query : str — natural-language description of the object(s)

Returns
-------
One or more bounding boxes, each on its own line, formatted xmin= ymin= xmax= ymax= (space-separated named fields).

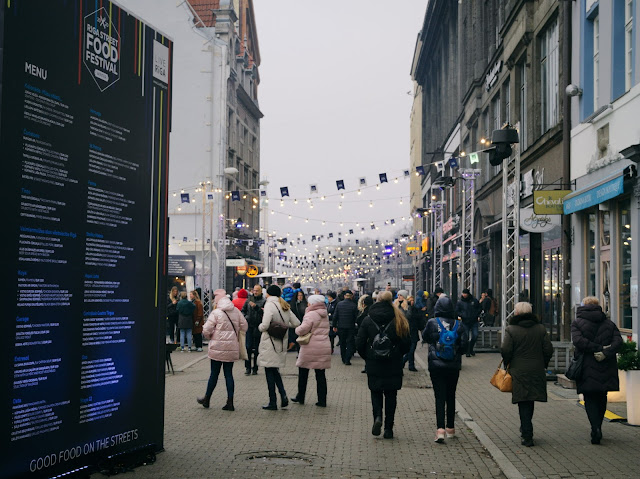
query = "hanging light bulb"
xmin=280 ymin=200 xmax=284 ymax=207
xmin=340 ymin=193 xmax=345 ymax=199
xmin=270 ymin=210 xmax=275 ymax=215
xmin=399 ymin=199 xmax=403 ymax=205
xmin=394 ymin=178 xmax=398 ymax=183
xmin=306 ymin=198 xmax=311 ymax=203
xmin=305 ymin=218 xmax=309 ymax=223
xmin=376 ymin=184 xmax=380 ymax=190
xmin=357 ymin=189 xmax=362 ymax=195
xmin=338 ymin=203 xmax=342 ymax=209
xmin=288 ymin=215 xmax=292 ymax=219
xmin=369 ymin=201 xmax=373 ymax=208
xmin=172 ymin=192 xmax=177 ymax=197
xmin=294 ymin=199 xmax=298 ymax=204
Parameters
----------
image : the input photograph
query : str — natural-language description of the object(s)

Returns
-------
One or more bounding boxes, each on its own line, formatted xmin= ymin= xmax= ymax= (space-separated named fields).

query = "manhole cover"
xmin=238 ymin=451 xmax=317 ymax=466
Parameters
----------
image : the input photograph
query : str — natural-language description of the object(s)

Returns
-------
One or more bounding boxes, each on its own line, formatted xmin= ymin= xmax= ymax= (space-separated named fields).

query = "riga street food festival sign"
xmin=1 ymin=1 xmax=173 ymax=477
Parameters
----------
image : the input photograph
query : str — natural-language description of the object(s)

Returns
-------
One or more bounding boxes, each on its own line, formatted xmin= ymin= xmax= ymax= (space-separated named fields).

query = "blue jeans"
xmin=205 ymin=360 xmax=235 ymax=398
xmin=462 ymin=321 xmax=479 ymax=354
xmin=403 ymin=340 xmax=418 ymax=368
xmin=180 ymin=328 xmax=193 ymax=349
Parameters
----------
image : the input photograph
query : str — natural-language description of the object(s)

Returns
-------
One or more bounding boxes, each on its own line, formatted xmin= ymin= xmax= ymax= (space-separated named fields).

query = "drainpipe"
xmin=561 ymin=0 xmax=572 ymax=341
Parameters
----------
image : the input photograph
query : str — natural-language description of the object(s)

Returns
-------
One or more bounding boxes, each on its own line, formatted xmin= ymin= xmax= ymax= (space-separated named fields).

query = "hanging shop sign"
xmin=533 ymin=190 xmax=572 ymax=215
xmin=421 ymin=238 xmax=429 ymax=253
xmin=520 ymin=206 xmax=561 ymax=233
xmin=485 ymin=60 xmax=503 ymax=91
xmin=236 ymin=266 xmax=247 ymax=276
xmin=246 ymin=265 xmax=259 ymax=278
xmin=226 ymin=258 xmax=246 ymax=267
xmin=522 ymin=170 xmax=534 ymax=198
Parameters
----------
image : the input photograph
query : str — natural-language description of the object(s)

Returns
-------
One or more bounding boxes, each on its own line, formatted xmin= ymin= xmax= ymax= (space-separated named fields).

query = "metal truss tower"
xmin=432 ymin=200 xmax=444 ymax=290
xmin=500 ymin=149 xmax=521 ymax=337
xmin=460 ymin=169 xmax=481 ymax=292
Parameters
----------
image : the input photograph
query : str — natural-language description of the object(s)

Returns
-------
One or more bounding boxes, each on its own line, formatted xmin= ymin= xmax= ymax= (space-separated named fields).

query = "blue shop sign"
xmin=563 ymin=175 xmax=624 ymax=214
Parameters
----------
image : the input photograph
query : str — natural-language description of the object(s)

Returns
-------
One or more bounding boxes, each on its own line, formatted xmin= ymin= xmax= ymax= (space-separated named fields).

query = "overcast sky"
xmin=253 ymin=1 xmax=428 ymax=248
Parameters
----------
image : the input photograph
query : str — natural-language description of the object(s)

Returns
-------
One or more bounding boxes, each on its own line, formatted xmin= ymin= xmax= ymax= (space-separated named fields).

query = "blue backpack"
xmin=435 ymin=318 xmax=460 ymax=361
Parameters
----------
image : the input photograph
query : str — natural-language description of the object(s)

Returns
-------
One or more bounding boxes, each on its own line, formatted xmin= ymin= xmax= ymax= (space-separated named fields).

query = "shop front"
xmin=566 ymin=160 xmax=637 ymax=338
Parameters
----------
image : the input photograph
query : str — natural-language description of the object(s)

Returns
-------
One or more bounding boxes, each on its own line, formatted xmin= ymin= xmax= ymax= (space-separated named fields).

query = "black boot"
xmin=197 ymin=395 xmax=211 ymax=408
xmin=372 ymin=416 xmax=382 ymax=436
xmin=591 ymin=428 xmax=602 ymax=444
xmin=245 ymin=368 xmax=251 ymax=375
xmin=262 ymin=403 xmax=277 ymax=410
xmin=383 ymin=428 xmax=393 ymax=439
xmin=291 ymin=396 xmax=305 ymax=405
xmin=222 ymin=398 xmax=235 ymax=411
xmin=281 ymin=395 xmax=289 ymax=408
xmin=252 ymin=366 xmax=258 ymax=375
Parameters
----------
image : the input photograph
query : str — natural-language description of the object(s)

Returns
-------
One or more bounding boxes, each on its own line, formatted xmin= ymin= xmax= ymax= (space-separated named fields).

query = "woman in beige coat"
xmin=257 ymin=285 xmax=300 ymax=410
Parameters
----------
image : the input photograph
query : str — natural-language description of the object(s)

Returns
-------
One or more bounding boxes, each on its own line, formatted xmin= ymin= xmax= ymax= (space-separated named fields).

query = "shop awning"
xmin=563 ymin=164 xmax=636 ymax=214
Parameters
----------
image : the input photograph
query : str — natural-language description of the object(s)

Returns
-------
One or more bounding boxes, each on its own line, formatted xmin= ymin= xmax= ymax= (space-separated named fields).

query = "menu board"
xmin=1 ymin=1 xmax=172 ymax=477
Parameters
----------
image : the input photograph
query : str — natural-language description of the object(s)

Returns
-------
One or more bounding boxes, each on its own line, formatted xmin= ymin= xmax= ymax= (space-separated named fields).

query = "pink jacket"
xmin=295 ymin=302 xmax=332 ymax=370
xmin=203 ymin=297 xmax=248 ymax=362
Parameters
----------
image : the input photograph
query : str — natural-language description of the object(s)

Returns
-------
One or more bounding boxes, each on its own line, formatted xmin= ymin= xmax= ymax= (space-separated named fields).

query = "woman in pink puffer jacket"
xmin=291 ymin=295 xmax=332 ymax=407
xmin=197 ymin=297 xmax=247 ymax=411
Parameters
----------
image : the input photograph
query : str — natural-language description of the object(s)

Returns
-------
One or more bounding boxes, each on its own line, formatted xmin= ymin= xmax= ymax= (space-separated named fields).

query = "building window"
xmin=518 ymin=61 xmax=527 ymax=150
xmin=540 ymin=18 xmax=559 ymax=134
xmin=594 ymin=15 xmax=600 ymax=111
xmin=626 ymin=0 xmax=634 ymax=91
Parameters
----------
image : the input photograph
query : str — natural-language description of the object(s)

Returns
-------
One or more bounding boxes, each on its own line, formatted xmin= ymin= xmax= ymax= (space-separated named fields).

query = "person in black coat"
xmin=167 ymin=286 xmax=179 ymax=343
xmin=241 ymin=284 xmax=266 ymax=375
xmin=402 ymin=296 xmax=420 ymax=372
xmin=424 ymin=295 xmax=467 ymax=443
xmin=326 ymin=291 xmax=338 ymax=353
xmin=454 ymin=288 xmax=482 ymax=357
xmin=571 ymin=296 xmax=623 ymax=444
xmin=332 ymin=291 xmax=359 ymax=365
xmin=288 ymin=290 xmax=308 ymax=351
xmin=356 ymin=291 xmax=411 ymax=439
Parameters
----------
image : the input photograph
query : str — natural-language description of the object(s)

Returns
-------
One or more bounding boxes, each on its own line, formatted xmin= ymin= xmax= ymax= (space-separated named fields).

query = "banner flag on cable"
xmin=448 ymin=157 xmax=459 ymax=169
xmin=280 ymin=187 xmax=290 ymax=197
xmin=416 ymin=165 xmax=425 ymax=176
xmin=206 ymin=192 xmax=214 ymax=201
xmin=231 ymin=190 xmax=241 ymax=201
xmin=359 ymin=177 xmax=367 ymax=186
xmin=403 ymin=170 xmax=410 ymax=178
xmin=336 ymin=179 xmax=345 ymax=190
xmin=310 ymin=184 xmax=318 ymax=194
xmin=260 ymin=190 xmax=267 ymax=197
xmin=180 ymin=193 xmax=190 ymax=203
xmin=371 ymin=224 xmax=376 ymax=230
xmin=436 ymin=161 xmax=444 ymax=174
xmin=379 ymin=173 xmax=388 ymax=183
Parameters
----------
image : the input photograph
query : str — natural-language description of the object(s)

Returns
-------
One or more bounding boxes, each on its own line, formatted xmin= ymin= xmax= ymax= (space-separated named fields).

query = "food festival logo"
xmin=83 ymin=8 xmax=120 ymax=91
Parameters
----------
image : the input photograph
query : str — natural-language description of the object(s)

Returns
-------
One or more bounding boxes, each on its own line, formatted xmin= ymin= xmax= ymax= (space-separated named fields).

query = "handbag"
xmin=223 ymin=312 xmax=248 ymax=361
xmin=296 ymin=331 xmax=312 ymax=345
xmin=490 ymin=359 xmax=513 ymax=392
xmin=565 ymin=351 xmax=584 ymax=381
xmin=266 ymin=307 xmax=289 ymax=340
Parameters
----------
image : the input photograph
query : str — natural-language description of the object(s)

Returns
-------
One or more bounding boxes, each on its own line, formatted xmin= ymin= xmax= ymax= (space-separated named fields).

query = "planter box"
xmin=627 ymin=370 xmax=640 ymax=426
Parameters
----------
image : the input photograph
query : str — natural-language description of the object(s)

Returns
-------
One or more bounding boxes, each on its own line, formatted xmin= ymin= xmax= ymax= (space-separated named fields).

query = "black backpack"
xmin=370 ymin=320 xmax=395 ymax=360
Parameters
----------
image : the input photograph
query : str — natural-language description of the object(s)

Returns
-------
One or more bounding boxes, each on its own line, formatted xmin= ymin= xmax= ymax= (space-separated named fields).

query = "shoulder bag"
xmin=267 ymin=306 xmax=289 ymax=340
xmin=490 ymin=359 xmax=513 ymax=392
xmin=565 ymin=350 xmax=584 ymax=381
xmin=223 ymin=311 xmax=248 ymax=361
xmin=296 ymin=330 xmax=312 ymax=345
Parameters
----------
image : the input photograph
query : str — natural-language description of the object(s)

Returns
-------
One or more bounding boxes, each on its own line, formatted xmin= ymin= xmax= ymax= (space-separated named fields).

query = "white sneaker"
xmin=445 ymin=428 xmax=455 ymax=439
xmin=434 ymin=428 xmax=445 ymax=443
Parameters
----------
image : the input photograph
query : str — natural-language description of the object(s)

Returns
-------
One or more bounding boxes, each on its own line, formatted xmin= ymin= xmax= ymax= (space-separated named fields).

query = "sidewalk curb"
xmin=414 ymin=354 xmax=524 ymax=479
xmin=173 ymin=354 xmax=209 ymax=373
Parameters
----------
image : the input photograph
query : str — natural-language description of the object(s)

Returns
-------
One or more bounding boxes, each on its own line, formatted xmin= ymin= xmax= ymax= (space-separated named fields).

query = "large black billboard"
xmin=1 ymin=1 xmax=172 ymax=477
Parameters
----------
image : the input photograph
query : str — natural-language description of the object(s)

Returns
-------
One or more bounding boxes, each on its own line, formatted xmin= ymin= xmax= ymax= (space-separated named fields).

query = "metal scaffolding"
xmin=431 ymin=200 xmax=445 ymax=289
xmin=459 ymin=169 xmax=481 ymax=292
xmin=500 ymin=149 xmax=521 ymax=336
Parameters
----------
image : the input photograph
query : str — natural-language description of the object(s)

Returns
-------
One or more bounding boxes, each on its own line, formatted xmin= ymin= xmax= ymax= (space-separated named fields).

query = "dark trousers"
xmin=583 ymin=391 xmax=608 ymax=431
xmin=265 ymin=367 xmax=287 ymax=405
xmin=403 ymin=340 xmax=418 ymax=368
xmin=370 ymin=389 xmax=398 ymax=429
xmin=193 ymin=333 xmax=203 ymax=349
xmin=205 ymin=360 xmax=234 ymax=399
xmin=430 ymin=370 xmax=459 ymax=429
xmin=518 ymin=401 xmax=535 ymax=439
xmin=245 ymin=328 xmax=259 ymax=371
xmin=297 ymin=368 xmax=327 ymax=403
xmin=462 ymin=321 xmax=479 ymax=353
xmin=337 ymin=328 xmax=355 ymax=363
xmin=167 ymin=318 xmax=179 ymax=342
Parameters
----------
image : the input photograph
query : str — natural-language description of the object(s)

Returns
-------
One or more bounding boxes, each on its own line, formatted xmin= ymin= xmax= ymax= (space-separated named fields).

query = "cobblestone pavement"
xmin=126 ymin=344 xmax=639 ymax=479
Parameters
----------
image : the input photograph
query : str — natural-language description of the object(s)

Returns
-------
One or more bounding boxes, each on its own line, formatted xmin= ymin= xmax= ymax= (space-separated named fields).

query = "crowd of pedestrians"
xmin=166 ymin=283 xmax=624 ymax=446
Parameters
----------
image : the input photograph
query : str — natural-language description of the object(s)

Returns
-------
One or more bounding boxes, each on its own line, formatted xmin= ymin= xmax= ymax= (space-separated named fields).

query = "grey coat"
xmin=501 ymin=313 xmax=554 ymax=404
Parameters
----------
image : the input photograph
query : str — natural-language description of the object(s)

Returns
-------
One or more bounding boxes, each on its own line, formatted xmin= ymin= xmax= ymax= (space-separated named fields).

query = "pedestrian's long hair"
xmin=377 ymin=291 xmax=409 ymax=337
xmin=279 ymin=297 xmax=291 ymax=311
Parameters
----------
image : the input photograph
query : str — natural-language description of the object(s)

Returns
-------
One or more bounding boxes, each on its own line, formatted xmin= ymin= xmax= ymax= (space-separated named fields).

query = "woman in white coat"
xmin=258 ymin=285 xmax=300 ymax=410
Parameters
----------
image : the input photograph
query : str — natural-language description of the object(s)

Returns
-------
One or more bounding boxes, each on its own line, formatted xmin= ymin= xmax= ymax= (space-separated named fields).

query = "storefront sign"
xmin=246 ymin=265 xmax=259 ymax=278
xmin=563 ymin=176 xmax=624 ymax=214
xmin=421 ymin=238 xmax=429 ymax=253
xmin=226 ymin=258 xmax=246 ymax=267
xmin=485 ymin=60 xmax=503 ymax=91
xmin=520 ymin=207 xmax=561 ymax=233
xmin=443 ymin=217 xmax=454 ymax=234
xmin=236 ymin=266 xmax=247 ymax=276
xmin=522 ymin=170 xmax=534 ymax=198
xmin=533 ymin=190 xmax=571 ymax=215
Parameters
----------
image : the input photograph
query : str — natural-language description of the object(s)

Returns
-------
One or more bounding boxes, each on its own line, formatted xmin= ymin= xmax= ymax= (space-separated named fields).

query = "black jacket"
xmin=327 ymin=299 xmax=338 ymax=321
xmin=356 ymin=302 xmax=411 ymax=391
xmin=406 ymin=305 xmax=422 ymax=343
xmin=290 ymin=299 xmax=308 ymax=322
xmin=332 ymin=298 xmax=358 ymax=329
xmin=356 ymin=306 xmax=370 ymax=329
xmin=424 ymin=316 xmax=466 ymax=371
xmin=241 ymin=294 xmax=266 ymax=329
xmin=572 ymin=304 xmax=623 ymax=394
xmin=167 ymin=297 xmax=178 ymax=321
xmin=455 ymin=295 xmax=482 ymax=324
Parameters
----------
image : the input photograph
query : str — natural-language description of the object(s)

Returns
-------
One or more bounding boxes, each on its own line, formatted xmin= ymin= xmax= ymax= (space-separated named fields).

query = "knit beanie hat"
xmin=397 ymin=289 xmax=409 ymax=299
xmin=238 ymin=289 xmax=248 ymax=299
xmin=266 ymin=285 xmax=281 ymax=297
xmin=307 ymin=295 xmax=325 ymax=305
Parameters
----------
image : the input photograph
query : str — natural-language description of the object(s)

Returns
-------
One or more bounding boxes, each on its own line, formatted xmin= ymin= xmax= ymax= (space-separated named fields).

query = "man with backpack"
xmin=423 ymin=295 xmax=467 ymax=443
xmin=454 ymin=288 xmax=482 ymax=357
xmin=481 ymin=288 xmax=498 ymax=327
